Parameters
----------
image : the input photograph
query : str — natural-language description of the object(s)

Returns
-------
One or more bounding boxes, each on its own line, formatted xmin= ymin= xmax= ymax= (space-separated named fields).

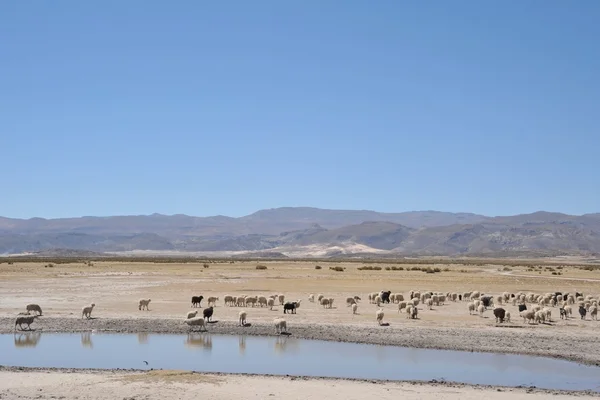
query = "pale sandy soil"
xmin=0 ymin=369 xmax=597 ymax=400
xmin=1 ymin=260 xmax=600 ymax=398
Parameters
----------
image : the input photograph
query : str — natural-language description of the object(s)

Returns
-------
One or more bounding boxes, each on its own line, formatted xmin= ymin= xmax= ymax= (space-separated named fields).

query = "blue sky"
xmin=1 ymin=1 xmax=598 ymax=219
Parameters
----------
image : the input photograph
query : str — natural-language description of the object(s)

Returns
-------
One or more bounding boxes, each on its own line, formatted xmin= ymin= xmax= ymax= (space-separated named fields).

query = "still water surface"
xmin=3 ymin=332 xmax=600 ymax=392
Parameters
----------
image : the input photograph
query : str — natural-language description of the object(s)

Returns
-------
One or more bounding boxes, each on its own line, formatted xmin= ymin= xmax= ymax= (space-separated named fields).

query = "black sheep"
xmin=380 ymin=291 xmax=392 ymax=304
xmin=191 ymin=295 xmax=204 ymax=308
xmin=493 ymin=307 xmax=506 ymax=323
xmin=559 ymin=307 xmax=567 ymax=319
xmin=579 ymin=306 xmax=587 ymax=320
xmin=458 ymin=294 xmax=462 ymax=301
xmin=283 ymin=302 xmax=298 ymax=314
xmin=481 ymin=296 xmax=493 ymax=309
xmin=203 ymin=306 xmax=214 ymax=321
xmin=518 ymin=304 xmax=527 ymax=312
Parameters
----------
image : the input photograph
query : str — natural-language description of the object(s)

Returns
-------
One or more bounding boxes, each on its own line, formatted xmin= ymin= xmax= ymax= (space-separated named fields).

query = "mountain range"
xmin=1 ymin=208 xmax=600 ymax=257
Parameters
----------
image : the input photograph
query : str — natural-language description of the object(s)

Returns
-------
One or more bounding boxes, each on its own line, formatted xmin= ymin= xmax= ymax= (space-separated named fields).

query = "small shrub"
xmin=433 ymin=267 xmax=441 ymax=273
xmin=203 ymin=263 xmax=209 ymax=268
xmin=410 ymin=266 xmax=422 ymax=271
xmin=390 ymin=266 xmax=404 ymax=271
xmin=502 ymin=267 xmax=512 ymax=271
xmin=384 ymin=266 xmax=391 ymax=270
xmin=45 ymin=263 xmax=54 ymax=268
xmin=315 ymin=265 xmax=322 ymax=270
xmin=552 ymin=272 xmax=558 ymax=275
xmin=443 ymin=268 xmax=450 ymax=272
xmin=256 ymin=265 xmax=267 ymax=270
xmin=424 ymin=267 xmax=435 ymax=274
xmin=357 ymin=266 xmax=381 ymax=271
xmin=8 ymin=261 xmax=13 ymax=265
xmin=329 ymin=266 xmax=345 ymax=272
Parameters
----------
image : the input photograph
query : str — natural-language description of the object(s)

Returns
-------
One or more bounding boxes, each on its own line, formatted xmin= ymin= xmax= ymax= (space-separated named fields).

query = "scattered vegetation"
xmin=255 ymin=265 xmax=267 ymax=270
xmin=315 ymin=265 xmax=322 ymax=270
xmin=357 ymin=266 xmax=382 ymax=271
xmin=203 ymin=263 xmax=210 ymax=268
xmin=44 ymin=263 xmax=54 ymax=268
xmin=329 ymin=266 xmax=345 ymax=272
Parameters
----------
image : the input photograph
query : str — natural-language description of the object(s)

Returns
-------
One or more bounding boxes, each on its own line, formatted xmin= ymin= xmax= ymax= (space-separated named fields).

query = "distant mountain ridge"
xmin=1 ymin=207 xmax=599 ymax=257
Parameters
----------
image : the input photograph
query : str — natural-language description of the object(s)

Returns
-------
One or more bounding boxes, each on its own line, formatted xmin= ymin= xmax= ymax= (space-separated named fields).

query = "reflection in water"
xmin=14 ymin=332 xmax=41 ymax=348
xmin=137 ymin=333 xmax=149 ymax=344
xmin=239 ymin=336 xmax=246 ymax=356
xmin=81 ymin=332 xmax=93 ymax=349
xmin=273 ymin=336 xmax=299 ymax=355
xmin=184 ymin=333 xmax=212 ymax=351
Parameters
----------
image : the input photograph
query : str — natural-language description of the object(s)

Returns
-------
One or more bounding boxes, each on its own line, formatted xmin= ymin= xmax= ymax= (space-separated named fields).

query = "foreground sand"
xmin=0 ymin=369 xmax=597 ymax=400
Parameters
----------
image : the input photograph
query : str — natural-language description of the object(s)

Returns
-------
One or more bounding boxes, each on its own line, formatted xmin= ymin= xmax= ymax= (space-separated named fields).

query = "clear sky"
xmin=1 ymin=1 xmax=598 ymax=219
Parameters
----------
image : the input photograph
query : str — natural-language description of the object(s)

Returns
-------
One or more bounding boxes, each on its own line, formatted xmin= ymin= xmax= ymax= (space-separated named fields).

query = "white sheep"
xmin=520 ymin=310 xmax=535 ymax=324
xmin=138 ymin=299 xmax=151 ymax=311
xmin=589 ymin=305 xmax=598 ymax=320
xmin=477 ymin=304 xmax=485 ymax=317
xmin=398 ymin=301 xmax=407 ymax=313
xmin=317 ymin=294 xmax=325 ymax=303
xmin=426 ymin=298 xmax=433 ymax=310
xmin=278 ymin=294 xmax=285 ymax=305
xmin=308 ymin=294 xmax=315 ymax=303
xmin=81 ymin=303 xmax=95 ymax=319
xmin=26 ymin=304 xmax=43 ymax=316
xmin=328 ymin=298 xmax=334 ymax=308
xmin=258 ymin=296 xmax=268 ymax=307
xmin=352 ymin=303 xmax=358 ymax=315
xmin=186 ymin=310 xmax=199 ymax=319
xmin=468 ymin=303 xmax=476 ymax=315
xmin=376 ymin=308 xmax=385 ymax=325
xmin=267 ymin=298 xmax=275 ymax=310
xmin=185 ymin=316 xmax=207 ymax=332
xmin=239 ymin=310 xmax=247 ymax=326
xmin=374 ymin=295 xmax=382 ymax=306
xmin=207 ymin=296 xmax=219 ymax=306
xmin=505 ymin=312 xmax=511 ymax=322
xmin=224 ymin=295 xmax=234 ymax=306
xmin=274 ymin=318 xmax=287 ymax=334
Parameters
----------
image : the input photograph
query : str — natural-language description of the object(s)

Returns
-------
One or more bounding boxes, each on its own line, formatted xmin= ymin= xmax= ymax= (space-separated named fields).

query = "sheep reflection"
xmin=273 ymin=336 xmax=299 ymax=355
xmin=239 ymin=335 xmax=246 ymax=355
xmin=81 ymin=332 xmax=93 ymax=348
xmin=184 ymin=333 xmax=212 ymax=351
xmin=138 ymin=332 xmax=149 ymax=344
xmin=14 ymin=332 xmax=41 ymax=348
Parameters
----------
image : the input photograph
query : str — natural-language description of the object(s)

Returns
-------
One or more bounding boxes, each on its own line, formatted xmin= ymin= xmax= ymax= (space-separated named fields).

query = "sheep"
xmin=274 ymin=318 xmax=287 ymax=334
xmin=376 ymin=308 xmax=385 ymax=325
xmin=398 ymin=301 xmax=407 ymax=313
xmin=352 ymin=303 xmax=358 ymax=315
xmin=236 ymin=296 xmax=246 ymax=307
xmin=191 ymin=295 xmax=203 ymax=308
xmin=564 ymin=305 xmax=573 ymax=318
xmin=477 ymin=304 xmax=485 ymax=317
xmin=308 ymin=294 xmax=315 ymax=303
xmin=394 ymin=293 xmax=404 ymax=303
xmin=320 ymin=298 xmax=331 ymax=308
xmin=207 ymin=296 xmax=219 ymax=307
xmin=520 ymin=310 xmax=535 ymax=324
xmin=15 ymin=315 xmax=39 ymax=331
xmin=284 ymin=301 xmax=299 ymax=314
xmin=184 ymin=316 xmax=207 ymax=332
xmin=278 ymin=294 xmax=285 ymax=305
xmin=203 ymin=306 xmax=214 ymax=322
xmin=81 ymin=303 xmax=95 ymax=319
xmin=589 ymin=305 xmax=598 ymax=320
xmin=542 ymin=307 xmax=552 ymax=322
xmin=138 ymin=299 xmax=151 ymax=311
xmin=224 ymin=295 xmax=234 ymax=306
xmin=468 ymin=302 xmax=476 ymax=315
xmin=186 ymin=310 xmax=199 ymax=319
xmin=374 ymin=295 xmax=382 ymax=306
xmin=493 ymin=307 xmax=506 ymax=323
xmin=380 ymin=291 xmax=391 ymax=303
xmin=534 ymin=311 xmax=545 ymax=324
xmin=425 ymin=298 xmax=433 ymax=310
xmin=405 ymin=305 xmax=414 ymax=319
xmin=26 ymin=304 xmax=43 ymax=316
xmin=505 ymin=312 xmax=511 ymax=323
xmin=579 ymin=306 xmax=587 ymax=320
xmin=239 ymin=310 xmax=247 ymax=326
xmin=267 ymin=298 xmax=275 ymax=310
xmin=328 ymin=298 xmax=334 ymax=308
xmin=245 ymin=296 xmax=257 ymax=307
xmin=258 ymin=296 xmax=268 ymax=308
xmin=317 ymin=294 xmax=325 ymax=303
xmin=409 ymin=306 xmax=418 ymax=319
xmin=346 ymin=296 xmax=360 ymax=306
xmin=411 ymin=298 xmax=420 ymax=307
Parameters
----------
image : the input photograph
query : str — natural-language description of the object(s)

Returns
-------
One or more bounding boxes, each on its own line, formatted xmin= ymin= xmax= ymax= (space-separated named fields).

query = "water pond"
xmin=3 ymin=332 xmax=599 ymax=392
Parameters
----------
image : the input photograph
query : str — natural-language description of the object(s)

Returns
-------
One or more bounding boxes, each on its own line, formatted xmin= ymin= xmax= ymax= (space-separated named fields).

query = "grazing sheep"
xmin=245 ymin=296 xmax=257 ymax=307
xmin=468 ymin=302 xmax=476 ymax=315
xmin=320 ymin=298 xmax=331 ymax=308
xmin=267 ymin=298 xmax=275 ymax=310
xmin=374 ymin=295 xmax=382 ymax=306
xmin=138 ymin=299 xmax=151 ymax=311
xmin=493 ymin=307 xmax=506 ymax=323
xmin=579 ymin=306 xmax=587 ymax=320
xmin=284 ymin=301 xmax=299 ymax=314
xmin=477 ymin=304 xmax=485 ymax=317
xmin=14 ymin=315 xmax=39 ymax=331
xmin=191 ymin=295 xmax=204 ymax=308
xmin=203 ymin=306 xmax=214 ymax=322
xmin=346 ymin=296 xmax=361 ymax=306
xmin=376 ymin=308 xmax=385 ymax=325
xmin=81 ymin=304 xmax=95 ymax=319
xmin=409 ymin=306 xmax=418 ymax=319
xmin=520 ymin=310 xmax=535 ymax=324
xmin=26 ymin=304 xmax=42 ymax=316
xmin=317 ymin=294 xmax=325 ymax=303
xmin=542 ymin=307 xmax=552 ymax=322
xmin=394 ymin=293 xmax=404 ymax=303
xmin=505 ymin=312 xmax=511 ymax=322
xmin=589 ymin=305 xmax=598 ymax=320
xmin=534 ymin=311 xmax=545 ymax=324
xmin=308 ymin=294 xmax=315 ymax=303
xmin=224 ymin=295 xmax=234 ymax=306
xmin=237 ymin=296 xmax=246 ymax=307
xmin=405 ymin=305 xmax=414 ymax=319
xmin=207 ymin=296 xmax=219 ymax=307
xmin=398 ymin=301 xmax=407 ymax=313
xmin=380 ymin=291 xmax=392 ymax=304
xmin=184 ymin=316 xmax=207 ymax=332
xmin=352 ymin=303 xmax=358 ymax=315
xmin=411 ymin=298 xmax=420 ymax=307
xmin=564 ymin=305 xmax=573 ymax=317
xmin=239 ymin=310 xmax=247 ymax=326
xmin=274 ymin=318 xmax=287 ymax=334
xmin=258 ymin=296 xmax=268 ymax=308
xmin=186 ymin=310 xmax=199 ymax=319
xmin=278 ymin=294 xmax=285 ymax=305
xmin=328 ymin=298 xmax=334 ymax=308
xmin=426 ymin=298 xmax=433 ymax=310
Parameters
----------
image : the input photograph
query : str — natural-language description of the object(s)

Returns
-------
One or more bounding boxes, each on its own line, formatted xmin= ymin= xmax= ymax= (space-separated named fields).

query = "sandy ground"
xmin=1 ymin=260 xmax=600 ymax=398
xmin=0 ymin=369 xmax=598 ymax=400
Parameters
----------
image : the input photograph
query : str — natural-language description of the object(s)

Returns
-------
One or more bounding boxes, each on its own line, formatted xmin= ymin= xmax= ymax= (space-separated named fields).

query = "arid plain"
xmin=1 ymin=258 xmax=600 ymax=399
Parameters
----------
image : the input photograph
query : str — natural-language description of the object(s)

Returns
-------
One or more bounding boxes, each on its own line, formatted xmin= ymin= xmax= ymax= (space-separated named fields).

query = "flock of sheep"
xmin=13 ymin=288 xmax=599 ymax=333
